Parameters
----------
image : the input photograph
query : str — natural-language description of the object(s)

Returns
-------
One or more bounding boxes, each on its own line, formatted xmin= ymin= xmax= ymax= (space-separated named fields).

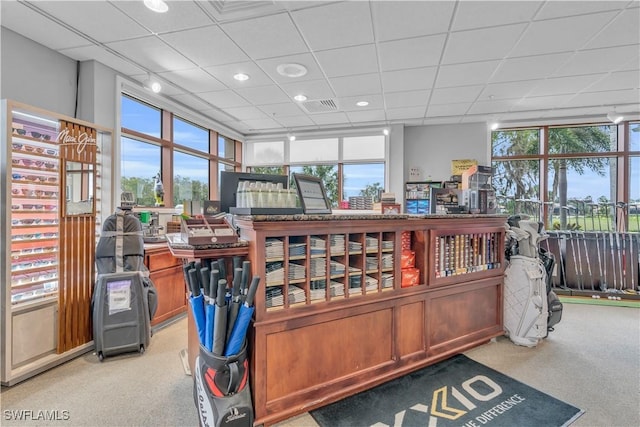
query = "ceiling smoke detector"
xmin=276 ymin=63 xmax=308 ymax=78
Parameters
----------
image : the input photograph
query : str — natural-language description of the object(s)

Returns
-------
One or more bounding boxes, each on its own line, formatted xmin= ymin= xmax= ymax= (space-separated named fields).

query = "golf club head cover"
xmin=193 ymin=342 xmax=253 ymax=427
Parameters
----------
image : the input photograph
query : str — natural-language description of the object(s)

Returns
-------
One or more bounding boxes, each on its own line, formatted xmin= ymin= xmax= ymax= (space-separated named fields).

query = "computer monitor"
xmin=219 ymin=171 xmax=289 ymax=213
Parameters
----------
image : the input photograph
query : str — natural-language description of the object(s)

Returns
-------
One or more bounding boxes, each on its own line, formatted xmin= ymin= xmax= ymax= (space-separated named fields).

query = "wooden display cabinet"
xmin=144 ymin=244 xmax=187 ymax=327
xmin=234 ymin=214 xmax=506 ymax=426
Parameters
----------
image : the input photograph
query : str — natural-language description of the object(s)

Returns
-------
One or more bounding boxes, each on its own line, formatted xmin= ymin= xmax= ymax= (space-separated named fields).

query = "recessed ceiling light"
xmin=356 ymin=101 xmax=369 ymax=107
xmin=144 ymin=0 xmax=169 ymax=13
xmin=233 ymin=73 xmax=250 ymax=81
xmin=607 ymin=109 xmax=623 ymax=124
xmin=382 ymin=128 xmax=390 ymax=136
xmin=288 ymin=134 xmax=296 ymax=142
xmin=294 ymin=94 xmax=307 ymax=102
xmin=490 ymin=122 xmax=499 ymax=131
xmin=276 ymin=63 xmax=308 ymax=78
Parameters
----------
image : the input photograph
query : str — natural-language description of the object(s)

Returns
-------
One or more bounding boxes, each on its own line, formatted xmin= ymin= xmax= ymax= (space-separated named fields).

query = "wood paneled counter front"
xmin=234 ymin=214 xmax=507 ymax=426
xmin=143 ymin=243 xmax=187 ymax=326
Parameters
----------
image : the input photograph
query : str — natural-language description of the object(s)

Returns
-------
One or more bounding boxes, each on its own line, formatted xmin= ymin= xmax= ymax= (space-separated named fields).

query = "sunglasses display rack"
xmin=2 ymin=99 xmax=113 ymax=386
xmin=10 ymin=123 xmax=60 ymax=306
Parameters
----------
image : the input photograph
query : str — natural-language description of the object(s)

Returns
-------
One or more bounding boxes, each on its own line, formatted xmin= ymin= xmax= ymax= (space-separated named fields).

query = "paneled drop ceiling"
xmin=1 ymin=0 xmax=639 ymax=137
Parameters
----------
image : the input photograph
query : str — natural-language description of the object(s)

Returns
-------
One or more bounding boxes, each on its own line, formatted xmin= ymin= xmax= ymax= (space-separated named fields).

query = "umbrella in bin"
xmin=240 ymin=261 xmax=251 ymax=298
xmin=200 ymin=266 xmax=211 ymax=301
xmin=188 ymin=268 xmax=206 ymax=345
xmin=225 ymin=276 xmax=260 ymax=357
xmin=204 ymin=269 xmax=219 ymax=352
xmin=226 ymin=268 xmax=243 ymax=342
xmin=212 ymin=279 xmax=228 ymax=356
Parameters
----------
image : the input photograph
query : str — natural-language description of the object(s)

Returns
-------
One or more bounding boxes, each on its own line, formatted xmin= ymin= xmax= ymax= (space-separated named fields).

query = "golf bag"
xmin=193 ymin=342 xmax=253 ymax=427
xmin=504 ymin=215 xmax=562 ymax=347
xmin=92 ymin=208 xmax=158 ymax=360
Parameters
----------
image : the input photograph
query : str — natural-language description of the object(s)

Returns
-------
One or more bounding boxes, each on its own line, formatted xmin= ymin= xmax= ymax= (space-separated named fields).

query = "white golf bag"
xmin=504 ymin=216 xmax=561 ymax=347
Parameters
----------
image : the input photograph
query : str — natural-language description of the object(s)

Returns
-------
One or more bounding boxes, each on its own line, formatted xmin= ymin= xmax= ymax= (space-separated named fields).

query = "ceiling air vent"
xmin=301 ymin=99 xmax=339 ymax=114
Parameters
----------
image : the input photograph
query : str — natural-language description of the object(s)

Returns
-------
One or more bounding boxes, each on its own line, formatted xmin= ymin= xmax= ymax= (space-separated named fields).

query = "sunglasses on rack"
xmin=12 ymin=128 xmax=26 ymax=135
xmin=30 ymin=131 xmax=51 ymax=140
xmin=34 ymin=147 xmax=58 ymax=156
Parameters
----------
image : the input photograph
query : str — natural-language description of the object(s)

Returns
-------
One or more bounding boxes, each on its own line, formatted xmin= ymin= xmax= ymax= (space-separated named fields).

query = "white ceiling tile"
xmin=553 ymin=45 xmax=640 ymax=77
xmin=426 ymin=103 xmax=472 ymax=117
xmin=372 ymin=1 xmax=455 ymax=41
xmin=157 ymin=68 xmax=226 ymax=93
xmin=314 ymin=44 xmax=379 ymax=78
xmin=565 ymin=89 xmax=640 ymax=107
xmin=113 ymin=1 xmax=214 ymax=34
xmin=59 ymin=45 xmax=146 ymax=75
xmin=467 ymin=99 xmax=520 ymax=115
xmin=490 ymin=52 xmax=573 ymax=82
xmin=243 ymin=118 xmax=283 ymax=130
xmin=159 ymin=26 xmax=249 ymax=68
xmin=198 ymin=108 xmax=238 ymax=123
xmin=32 ymin=1 xmax=149 ymax=43
xmin=196 ymin=90 xmax=251 ymax=109
xmin=329 ymin=74 xmax=382 ymax=97
xmin=292 ymin=1 xmax=373 ymax=50
xmin=339 ymin=95 xmax=385 ymax=112
xmin=203 ymin=62 xmax=273 ymax=88
xmin=435 ymin=60 xmax=501 ymax=88
xmin=430 ymin=85 xmax=485 ymax=105
xmin=346 ymin=109 xmax=386 ymax=123
xmin=106 ymin=36 xmax=196 ymax=73
xmin=311 ymin=112 xmax=351 ymax=126
xmin=378 ymin=34 xmax=446 ymax=72
xmin=170 ymin=93 xmax=216 ymax=112
xmin=223 ymin=106 xmax=270 ymax=121
xmin=385 ymin=106 xmax=426 ymax=120
xmin=513 ymin=12 xmax=619 ymax=57
xmin=584 ymin=8 xmax=640 ymax=49
xmin=479 ymin=80 xmax=539 ymax=100
xmin=381 ymin=67 xmax=438 ymax=92
xmin=443 ymin=23 xmax=527 ymax=64
xmin=423 ymin=116 xmax=462 ymax=125
xmin=256 ymin=53 xmax=324 ymax=84
xmin=527 ymin=74 xmax=608 ymax=97
xmin=258 ymin=103 xmax=305 ymax=117
xmin=1 ymin=1 xmax=91 ymax=50
xmin=512 ymin=94 xmax=575 ymax=111
xmin=586 ymin=70 xmax=640 ymax=92
xmin=220 ymin=13 xmax=308 ymax=60
xmin=453 ymin=1 xmax=542 ymax=31
xmin=534 ymin=1 xmax=628 ymax=20
xmin=384 ymin=90 xmax=430 ymax=109
xmin=235 ymin=85 xmax=291 ymax=105
xmin=280 ymin=79 xmax=336 ymax=100
xmin=274 ymin=115 xmax=316 ymax=128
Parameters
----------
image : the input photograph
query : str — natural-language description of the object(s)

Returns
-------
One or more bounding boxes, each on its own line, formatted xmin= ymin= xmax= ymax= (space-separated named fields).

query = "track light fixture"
xmin=143 ymin=75 xmax=162 ymax=93
xmin=607 ymin=109 xmax=623 ymax=124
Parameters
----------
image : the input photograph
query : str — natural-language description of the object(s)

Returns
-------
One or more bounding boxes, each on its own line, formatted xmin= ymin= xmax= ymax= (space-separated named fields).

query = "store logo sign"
xmin=57 ymin=128 xmax=97 ymax=154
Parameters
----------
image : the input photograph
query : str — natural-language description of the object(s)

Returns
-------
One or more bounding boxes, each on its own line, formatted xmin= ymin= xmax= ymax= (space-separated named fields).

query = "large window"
xmin=120 ymin=137 xmax=162 ymax=206
xmin=120 ymin=95 xmax=240 ymax=208
xmin=492 ymin=123 xmax=636 ymax=232
xmin=246 ymin=134 xmax=387 ymax=208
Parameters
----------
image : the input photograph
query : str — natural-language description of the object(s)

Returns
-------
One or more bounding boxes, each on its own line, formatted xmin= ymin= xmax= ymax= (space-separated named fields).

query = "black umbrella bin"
xmin=193 ymin=341 xmax=253 ymax=427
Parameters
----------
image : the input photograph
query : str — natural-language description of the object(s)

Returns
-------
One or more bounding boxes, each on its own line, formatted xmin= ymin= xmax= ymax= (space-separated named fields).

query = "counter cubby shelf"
xmin=234 ymin=214 xmax=506 ymax=426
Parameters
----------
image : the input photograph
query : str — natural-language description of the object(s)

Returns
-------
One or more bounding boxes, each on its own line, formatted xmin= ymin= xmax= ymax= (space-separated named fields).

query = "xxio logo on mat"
xmin=371 ymin=375 xmax=526 ymax=427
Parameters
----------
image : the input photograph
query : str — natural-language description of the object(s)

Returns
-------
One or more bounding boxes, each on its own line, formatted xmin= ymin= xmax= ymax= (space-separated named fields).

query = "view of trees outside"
xmin=492 ymin=124 xmax=639 ymax=232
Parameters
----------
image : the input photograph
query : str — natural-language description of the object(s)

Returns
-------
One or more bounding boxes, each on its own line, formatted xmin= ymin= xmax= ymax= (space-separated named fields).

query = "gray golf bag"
xmin=504 ymin=215 xmax=562 ymax=347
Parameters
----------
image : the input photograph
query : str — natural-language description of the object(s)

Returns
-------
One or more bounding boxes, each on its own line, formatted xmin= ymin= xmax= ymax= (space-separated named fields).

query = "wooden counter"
xmin=143 ymin=243 xmax=187 ymax=326
xmin=234 ymin=214 xmax=507 ymax=426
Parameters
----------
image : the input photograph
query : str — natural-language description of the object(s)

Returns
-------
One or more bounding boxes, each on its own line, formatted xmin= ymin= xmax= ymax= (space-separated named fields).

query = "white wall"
xmin=403 ymin=122 xmax=489 ymax=183
xmin=1 ymin=28 xmax=78 ymax=117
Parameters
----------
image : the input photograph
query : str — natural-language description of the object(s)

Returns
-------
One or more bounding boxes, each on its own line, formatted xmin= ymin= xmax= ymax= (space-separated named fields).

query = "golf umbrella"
xmin=212 ymin=279 xmax=228 ymax=356
xmin=226 ymin=267 xmax=243 ymax=343
xmin=188 ymin=268 xmax=206 ymax=345
xmin=225 ymin=276 xmax=260 ymax=357
xmin=204 ymin=269 xmax=218 ymax=352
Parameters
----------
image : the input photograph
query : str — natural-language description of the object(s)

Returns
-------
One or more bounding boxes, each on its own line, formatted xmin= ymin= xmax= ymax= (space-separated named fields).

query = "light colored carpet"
xmin=1 ymin=304 xmax=638 ymax=427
